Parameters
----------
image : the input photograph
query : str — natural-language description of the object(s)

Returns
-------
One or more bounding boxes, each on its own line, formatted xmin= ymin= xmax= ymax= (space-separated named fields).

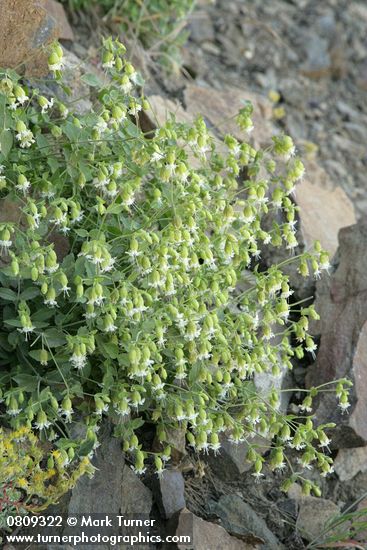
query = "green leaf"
xmin=98 ymin=339 xmax=119 ymax=360
xmin=107 ymin=204 xmax=124 ymax=215
xmin=20 ymin=287 xmax=40 ymax=300
xmin=74 ymin=228 xmax=89 ymax=238
xmin=0 ymin=287 xmax=17 ymax=301
xmin=81 ymin=73 xmax=103 ymax=88
xmin=31 ymin=308 xmax=55 ymax=322
xmin=0 ymin=129 xmax=13 ymax=158
xmin=129 ymin=417 xmax=145 ymax=430
xmin=3 ymin=318 xmax=21 ymax=328
xmin=78 ymin=438 xmax=95 ymax=457
xmin=42 ymin=328 xmax=66 ymax=348
xmin=47 ymin=156 xmax=60 ymax=173
xmin=12 ymin=373 xmax=39 ymax=391
xmin=29 ymin=349 xmax=44 ymax=362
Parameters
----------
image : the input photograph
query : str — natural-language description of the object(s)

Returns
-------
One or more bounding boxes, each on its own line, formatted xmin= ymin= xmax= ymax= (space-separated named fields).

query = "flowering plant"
xmin=0 ymin=39 xmax=351 ymax=496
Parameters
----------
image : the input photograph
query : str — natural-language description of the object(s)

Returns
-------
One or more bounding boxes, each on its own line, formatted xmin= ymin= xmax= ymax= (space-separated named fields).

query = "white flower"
xmin=104 ymin=321 xmax=117 ymax=333
xmin=49 ymin=59 xmax=64 ymax=72
xmin=15 ymin=177 xmax=31 ymax=194
xmin=210 ymin=441 xmax=221 ymax=455
xmin=18 ymin=325 xmax=35 ymax=340
xmin=41 ymin=97 xmax=54 ymax=114
xmin=34 ymin=418 xmax=51 ymax=430
xmin=151 ymin=151 xmax=163 ymax=163
xmin=120 ymin=79 xmax=132 ymax=94
xmin=70 ymin=353 xmax=87 ymax=370
xmin=44 ymin=297 xmax=58 ymax=307
xmin=103 ymin=59 xmax=115 ymax=69
xmin=128 ymin=103 xmax=142 ymax=116
xmin=61 ymin=285 xmax=71 ymax=296
xmin=7 ymin=406 xmax=21 ymax=416
xmin=132 ymin=465 xmax=147 ymax=475
xmin=16 ymin=129 xmax=35 ymax=148
xmin=0 ymin=238 xmax=12 ymax=250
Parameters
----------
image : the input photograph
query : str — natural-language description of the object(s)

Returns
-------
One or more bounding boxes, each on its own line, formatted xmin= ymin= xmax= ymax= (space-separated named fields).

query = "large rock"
xmin=156 ymin=470 xmax=186 ymax=519
xmin=295 ymin=162 xmax=356 ymax=257
xmin=262 ymin=161 xmax=356 ymax=298
xmin=334 ymin=446 xmax=367 ymax=482
xmin=65 ymin=425 xmax=152 ymax=549
xmin=120 ymin=462 xmax=153 ymax=516
xmin=67 ymin=432 xmax=125 ymax=516
xmin=148 ymin=84 xmax=274 ymax=152
xmin=45 ymin=0 xmax=74 ymax=41
xmin=184 ymin=84 xmax=274 ymax=148
xmin=209 ymin=495 xmax=283 ymax=550
xmin=44 ymin=49 xmax=93 ymax=115
xmin=306 ymin=221 xmax=367 ymax=447
xmin=0 ymin=0 xmax=58 ymax=76
xmin=296 ymin=497 xmax=340 ymax=542
xmin=152 ymin=425 xmax=187 ymax=465
xmin=172 ymin=508 xmax=259 ymax=550
xmin=205 ymin=433 xmax=268 ymax=481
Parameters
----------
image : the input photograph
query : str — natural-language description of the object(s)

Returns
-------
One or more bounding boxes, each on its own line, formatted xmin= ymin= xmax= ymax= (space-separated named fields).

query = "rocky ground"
xmin=1 ymin=0 xmax=367 ymax=549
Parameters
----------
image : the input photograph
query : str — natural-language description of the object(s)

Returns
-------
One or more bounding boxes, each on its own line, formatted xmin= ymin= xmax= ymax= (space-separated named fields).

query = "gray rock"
xmin=152 ymin=425 xmax=187 ymax=465
xmin=262 ymin=161 xmax=356 ymax=299
xmin=334 ymin=447 xmax=367 ymax=482
xmin=51 ymin=49 xmax=93 ymax=115
xmin=209 ymin=494 xmax=283 ymax=550
xmin=205 ymin=433 xmax=268 ymax=481
xmin=189 ymin=11 xmax=215 ymax=44
xmin=307 ymin=222 xmax=367 ymax=447
xmin=121 ymin=463 xmax=152 ymax=515
xmin=302 ymin=34 xmax=331 ymax=75
xmin=67 ymin=429 xmax=125 ymax=516
xmin=254 ymin=358 xmax=292 ymax=414
xmin=172 ymin=508 xmax=257 ymax=550
xmin=157 ymin=470 xmax=186 ymax=519
xmin=64 ymin=425 xmax=152 ymax=550
xmin=296 ymin=497 xmax=340 ymax=542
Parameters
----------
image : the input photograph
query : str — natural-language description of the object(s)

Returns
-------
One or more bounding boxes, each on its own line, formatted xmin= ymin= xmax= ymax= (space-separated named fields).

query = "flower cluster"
xmin=0 ymin=39 xmax=351 ymax=496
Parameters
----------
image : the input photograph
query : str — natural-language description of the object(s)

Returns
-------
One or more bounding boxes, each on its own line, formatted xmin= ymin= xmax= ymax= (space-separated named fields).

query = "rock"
xmin=301 ymin=34 xmax=331 ymax=79
xmin=189 ymin=11 xmax=215 ymax=44
xmin=148 ymin=85 xmax=274 ymax=167
xmin=48 ymin=230 xmax=70 ymax=262
xmin=48 ymin=49 xmax=93 ymax=115
xmin=0 ymin=0 xmax=58 ymax=76
xmin=67 ymin=428 xmax=125 ymax=516
xmin=121 ymin=464 xmax=153 ymax=515
xmin=152 ymin=425 xmax=187 ymax=464
xmin=45 ymin=0 xmax=74 ymax=41
xmin=65 ymin=424 xmax=152 ymax=550
xmin=254 ymin=359 xmax=292 ymax=414
xmin=157 ymin=470 xmax=186 ymax=519
xmin=262 ymin=161 xmax=356 ymax=298
xmin=148 ymin=95 xmax=192 ymax=127
xmin=184 ymin=84 xmax=274 ymax=148
xmin=209 ymin=495 xmax=283 ymax=550
xmin=205 ymin=433 xmax=268 ymax=481
xmin=334 ymin=447 xmax=367 ymax=481
xmin=295 ymin=161 xmax=356 ymax=257
xmin=173 ymin=508 xmax=259 ymax=550
xmin=62 ymin=437 xmax=152 ymax=549
xmin=306 ymin=222 xmax=367 ymax=447
xmin=296 ymin=497 xmax=340 ymax=542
